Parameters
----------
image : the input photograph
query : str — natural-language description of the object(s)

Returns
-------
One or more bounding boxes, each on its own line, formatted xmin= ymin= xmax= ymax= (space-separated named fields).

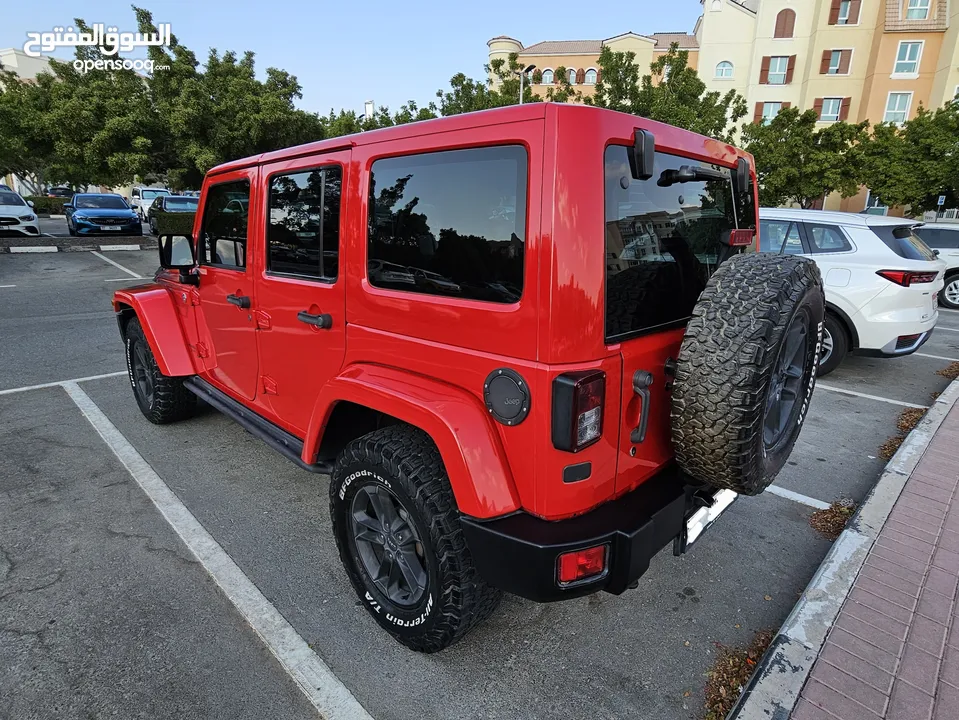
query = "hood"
xmin=0 ymin=204 xmax=32 ymax=218
xmin=74 ymin=207 xmax=137 ymax=218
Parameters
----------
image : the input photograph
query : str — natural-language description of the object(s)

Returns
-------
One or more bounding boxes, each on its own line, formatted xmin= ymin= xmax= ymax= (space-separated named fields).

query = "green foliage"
xmin=741 ymin=107 xmax=868 ymax=208
xmin=23 ymin=197 xmax=67 ymax=214
xmin=859 ymin=101 xmax=959 ymax=213
xmin=155 ymin=210 xmax=196 ymax=235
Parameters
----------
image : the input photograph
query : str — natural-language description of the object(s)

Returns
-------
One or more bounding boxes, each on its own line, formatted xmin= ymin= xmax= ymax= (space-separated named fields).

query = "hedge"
xmin=24 ymin=197 xmax=67 ymax=214
xmin=155 ymin=211 xmax=196 ymax=235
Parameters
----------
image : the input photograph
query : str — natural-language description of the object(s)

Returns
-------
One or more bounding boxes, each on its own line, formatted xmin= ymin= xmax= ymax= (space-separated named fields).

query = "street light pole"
xmin=517 ymin=64 xmax=536 ymax=105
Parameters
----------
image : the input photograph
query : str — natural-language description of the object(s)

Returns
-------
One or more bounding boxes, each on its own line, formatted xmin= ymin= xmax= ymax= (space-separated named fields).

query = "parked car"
xmin=129 ymin=186 xmax=172 ymax=220
xmin=113 ymin=104 xmax=824 ymax=652
xmin=147 ymin=194 xmax=199 ymax=235
xmin=760 ymin=209 xmax=945 ymax=375
xmin=0 ymin=191 xmax=40 ymax=237
xmin=0 ymin=183 xmax=13 ymax=192
xmin=46 ymin=187 xmax=75 ymax=198
xmin=65 ymin=193 xmax=142 ymax=236
xmin=913 ymin=223 xmax=959 ymax=310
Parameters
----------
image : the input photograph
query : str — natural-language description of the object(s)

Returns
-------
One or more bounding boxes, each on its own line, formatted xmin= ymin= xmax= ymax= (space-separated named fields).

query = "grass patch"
xmin=937 ymin=362 xmax=959 ymax=381
xmin=703 ymin=629 xmax=774 ymax=720
xmin=810 ymin=499 xmax=857 ymax=541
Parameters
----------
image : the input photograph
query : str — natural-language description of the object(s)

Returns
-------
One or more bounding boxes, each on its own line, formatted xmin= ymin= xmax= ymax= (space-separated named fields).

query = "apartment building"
xmin=490 ymin=0 xmax=959 ymax=212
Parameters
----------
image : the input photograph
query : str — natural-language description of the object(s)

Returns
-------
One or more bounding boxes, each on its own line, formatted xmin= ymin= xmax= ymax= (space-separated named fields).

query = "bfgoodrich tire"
xmin=671 ymin=253 xmax=825 ymax=496
xmin=330 ymin=425 xmax=502 ymax=653
xmin=124 ymin=317 xmax=197 ymax=424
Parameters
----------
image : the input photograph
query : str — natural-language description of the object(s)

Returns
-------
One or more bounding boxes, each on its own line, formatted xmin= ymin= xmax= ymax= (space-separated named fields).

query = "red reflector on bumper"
xmin=557 ymin=545 xmax=607 ymax=585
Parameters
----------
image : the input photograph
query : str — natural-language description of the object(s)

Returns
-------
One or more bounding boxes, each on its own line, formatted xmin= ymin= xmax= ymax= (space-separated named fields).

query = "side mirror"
xmin=27 ymin=200 xmax=34 ymax=208
xmin=735 ymin=157 xmax=750 ymax=196
xmin=628 ymin=129 xmax=655 ymax=181
xmin=158 ymin=233 xmax=198 ymax=284
xmin=63 ymin=203 xmax=73 ymax=210
xmin=933 ymin=249 xmax=941 ymax=257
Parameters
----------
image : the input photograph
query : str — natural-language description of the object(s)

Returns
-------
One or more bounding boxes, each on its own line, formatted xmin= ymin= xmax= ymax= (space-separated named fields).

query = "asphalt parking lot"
xmin=1 ymin=249 xmax=957 ymax=720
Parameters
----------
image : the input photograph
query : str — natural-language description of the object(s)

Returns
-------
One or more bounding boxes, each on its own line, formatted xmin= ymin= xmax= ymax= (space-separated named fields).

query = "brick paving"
xmin=794 ymin=404 xmax=959 ymax=720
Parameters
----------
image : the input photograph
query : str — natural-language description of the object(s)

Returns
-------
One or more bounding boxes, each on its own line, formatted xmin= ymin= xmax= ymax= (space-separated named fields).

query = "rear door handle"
xmin=226 ymin=294 xmax=251 ymax=309
xmin=630 ymin=370 xmax=654 ymax=444
xmin=297 ymin=311 xmax=333 ymax=329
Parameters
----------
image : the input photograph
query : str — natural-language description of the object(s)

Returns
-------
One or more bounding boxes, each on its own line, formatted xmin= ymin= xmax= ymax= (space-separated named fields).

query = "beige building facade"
xmin=490 ymin=0 xmax=959 ymax=213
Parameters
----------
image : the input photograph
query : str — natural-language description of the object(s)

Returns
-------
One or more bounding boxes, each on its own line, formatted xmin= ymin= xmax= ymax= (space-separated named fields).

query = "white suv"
xmin=759 ymin=209 xmax=945 ymax=375
xmin=913 ymin=223 xmax=959 ymax=310
xmin=129 ymin=186 xmax=171 ymax=220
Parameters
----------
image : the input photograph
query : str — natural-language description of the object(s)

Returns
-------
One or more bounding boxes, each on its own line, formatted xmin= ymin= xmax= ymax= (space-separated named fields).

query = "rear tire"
xmin=671 ymin=253 xmax=825 ymax=496
xmin=124 ymin=317 xmax=197 ymax=424
xmin=942 ymin=274 xmax=959 ymax=311
xmin=818 ymin=313 xmax=848 ymax=377
xmin=330 ymin=425 xmax=502 ymax=653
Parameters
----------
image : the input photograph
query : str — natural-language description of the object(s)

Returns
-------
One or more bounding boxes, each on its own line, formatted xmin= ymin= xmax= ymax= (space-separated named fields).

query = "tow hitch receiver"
xmin=673 ymin=486 xmax=738 ymax=555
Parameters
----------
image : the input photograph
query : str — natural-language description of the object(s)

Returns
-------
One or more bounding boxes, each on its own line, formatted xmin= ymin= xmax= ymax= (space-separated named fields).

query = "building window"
xmin=585 ymin=68 xmax=597 ymax=84
xmin=541 ymin=69 xmax=553 ymax=85
xmin=762 ymin=102 xmax=782 ymax=123
xmin=568 ymin=68 xmax=576 ymax=85
xmin=768 ymin=56 xmax=789 ymax=84
xmin=884 ymin=92 xmax=912 ymax=123
xmin=837 ymin=0 xmax=852 ymax=23
xmin=864 ymin=191 xmax=888 ymax=216
xmin=894 ymin=41 xmax=922 ymax=75
xmin=710 ymin=0 xmax=722 ymax=10
xmin=828 ymin=51 xmax=842 ymax=73
xmin=829 ymin=0 xmax=860 ymax=25
xmin=774 ymin=9 xmax=796 ymax=38
xmin=715 ymin=61 xmax=734 ymax=78
xmin=819 ymin=98 xmax=843 ymax=121
xmin=906 ymin=0 xmax=930 ymax=20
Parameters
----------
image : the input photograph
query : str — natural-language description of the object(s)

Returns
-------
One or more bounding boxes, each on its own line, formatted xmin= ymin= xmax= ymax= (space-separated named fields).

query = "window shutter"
xmin=759 ymin=56 xmax=771 ymax=84
xmin=813 ymin=98 xmax=824 ymax=118
xmin=786 ymin=55 xmax=796 ymax=83
xmin=828 ymin=0 xmax=841 ymax=24
xmin=838 ymin=50 xmax=851 ymax=74
xmin=820 ymin=50 xmax=832 ymax=74
xmin=848 ymin=0 xmax=861 ymax=24
xmin=754 ymin=102 xmax=764 ymax=123
xmin=839 ymin=97 xmax=851 ymax=121
xmin=576 ymin=68 xmax=585 ymax=84
xmin=596 ymin=69 xmax=602 ymax=84
xmin=782 ymin=102 xmax=792 ymax=109
xmin=780 ymin=9 xmax=795 ymax=38
xmin=774 ymin=11 xmax=785 ymax=37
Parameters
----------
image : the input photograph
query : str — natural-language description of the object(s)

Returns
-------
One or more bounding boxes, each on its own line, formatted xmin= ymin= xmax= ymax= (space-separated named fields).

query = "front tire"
xmin=124 ymin=317 xmax=197 ymax=424
xmin=942 ymin=274 xmax=959 ymax=311
xmin=330 ymin=426 xmax=501 ymax=653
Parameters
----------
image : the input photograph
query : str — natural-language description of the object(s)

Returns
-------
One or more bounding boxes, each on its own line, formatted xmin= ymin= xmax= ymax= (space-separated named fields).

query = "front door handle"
xmin=226 ymin=294 xmax=250 ymax=309
xmin=630 ymin=370 xmax=654 ymax=444
xmin=297 ymin=311 xmax=333 ymax=329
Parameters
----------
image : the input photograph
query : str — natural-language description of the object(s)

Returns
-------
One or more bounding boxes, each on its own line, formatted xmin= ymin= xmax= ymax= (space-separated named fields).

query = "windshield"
xmin=142 ymin=189 xmax=170 ymax=200
xmin=605 ymin=146 xmax=738 ymax=340
xmin=0 ymin=193 xmax=26 ymax=207
xmin=76 ymin=195 xmax=129 ymax=210
xmin=165 ymin=197 xmax=199 ymax=211
xmin=871 ymin=225 xmax=939 ymax=262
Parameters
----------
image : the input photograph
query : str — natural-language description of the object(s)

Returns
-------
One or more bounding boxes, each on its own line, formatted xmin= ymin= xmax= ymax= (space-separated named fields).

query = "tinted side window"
xmin=199 ymin=180 xmax=250 ymax=269
xmin=267 ymin=166 xmax=341 ymax=280
xmin=805 ymin=223 xmax=852 ymax=253
xmin=871 ymin=225 xmax=939 ymax=261
xmin=368 ymin=146 xmax=527 ymax=304
xmin=916 ymin=228 xmax=959 ymax=249
xmin=759 ymin=219 xmax=804 ymax=254
xmin=605 ymin=147 xmax=738 ymax=340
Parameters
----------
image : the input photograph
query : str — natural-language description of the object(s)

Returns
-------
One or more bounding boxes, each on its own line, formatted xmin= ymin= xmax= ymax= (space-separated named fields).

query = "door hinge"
xmin=261 ymin=376 xmax=278 ymax=395
xmin=195 ymin=342 xmax=209 ymax=359
xmin=255 ymin=310 xmax=272 ymax=330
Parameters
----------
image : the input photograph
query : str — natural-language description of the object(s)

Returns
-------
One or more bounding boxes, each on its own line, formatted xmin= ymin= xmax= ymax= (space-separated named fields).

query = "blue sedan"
xmin=66 ymin=194 xmax=142 ymax=236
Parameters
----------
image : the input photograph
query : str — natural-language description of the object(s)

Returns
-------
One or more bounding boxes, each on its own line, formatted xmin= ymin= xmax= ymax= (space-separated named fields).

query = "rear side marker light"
xmin=876 ymin=270 xmax=938 ymax=287
xmin=728 ymin=229 xmax=755 ymax=247
xmin=551 ymin=371 xmax=606 ymax=452
xmin=557 ymin=545 xmax=608 ymax=586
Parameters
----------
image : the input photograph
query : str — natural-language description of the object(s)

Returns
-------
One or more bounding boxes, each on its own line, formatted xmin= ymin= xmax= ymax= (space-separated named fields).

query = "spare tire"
xmin=670 ymin=253 xmax=825 ymax=496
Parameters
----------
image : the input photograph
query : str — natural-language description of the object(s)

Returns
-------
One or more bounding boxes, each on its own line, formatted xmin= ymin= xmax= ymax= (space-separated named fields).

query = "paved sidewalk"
xmin=793 ymin=403 xmax=959 ymax=720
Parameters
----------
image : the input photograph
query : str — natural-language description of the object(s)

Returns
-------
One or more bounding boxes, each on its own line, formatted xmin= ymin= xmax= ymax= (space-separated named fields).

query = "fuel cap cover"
xmin=483 ymin=368 xmax=530 ymax=426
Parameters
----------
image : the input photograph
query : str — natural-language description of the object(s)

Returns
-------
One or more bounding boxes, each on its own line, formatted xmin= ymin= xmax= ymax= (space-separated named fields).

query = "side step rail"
xmin=182 ymin=377 xmax=332 ymax=475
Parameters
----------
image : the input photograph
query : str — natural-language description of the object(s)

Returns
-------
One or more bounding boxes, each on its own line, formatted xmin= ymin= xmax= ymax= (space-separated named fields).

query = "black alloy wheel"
xmin=131 ymin=339 xmax=155 ymax=408
xmin=763 ymin=309 xmax=810 ymax=451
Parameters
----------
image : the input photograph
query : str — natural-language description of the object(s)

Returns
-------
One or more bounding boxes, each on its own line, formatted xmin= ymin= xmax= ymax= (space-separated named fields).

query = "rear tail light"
xmin=551 ymin=371 xmax=606 ymax=452
xmin=557 ymin=545 xmax=608 ymax=585
xmin=727 ymin=229 xmax=755 ymax=247
xmin=876 ymin=270 xmax=939 ymax=287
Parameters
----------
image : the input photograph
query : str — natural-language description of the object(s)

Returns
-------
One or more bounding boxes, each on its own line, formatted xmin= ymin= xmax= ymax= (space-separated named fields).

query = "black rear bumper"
xmin=460 ymin=464 xmax=700 ymax=602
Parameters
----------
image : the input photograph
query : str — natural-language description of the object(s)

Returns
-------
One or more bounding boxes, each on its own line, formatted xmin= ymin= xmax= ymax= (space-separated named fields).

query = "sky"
xmin=1 ymin=0 xmax=704 ymax=116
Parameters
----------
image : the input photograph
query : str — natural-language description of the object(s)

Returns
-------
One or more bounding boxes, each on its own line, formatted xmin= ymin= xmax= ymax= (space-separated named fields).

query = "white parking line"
xmin=62 ymin=382 xmax=373 ymax=720
xmin=815 ymin=383 xmax=929 ymax=409
xmin=915 ymin=352 xmax=959 ymax=363
xmin=0 ymin=284 xmax=15 ymax=288
xmin=91 ymin=251 xmax=140 ymax=278
xmin=0 ymin=371 xmax=127 ymax=396
xmin=937 ymin=326 xmax=959 ymax=333
xmin=104 ymin=277 xmax=145 ymax=282
xmin=765 ymin=485 xmax=831 ymax=510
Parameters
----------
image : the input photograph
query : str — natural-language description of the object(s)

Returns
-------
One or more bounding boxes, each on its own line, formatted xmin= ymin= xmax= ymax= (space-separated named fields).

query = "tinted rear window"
xmin=871 ymin=225 xmax=938 ymax=261
xmin=915 ymin=227 xmax=959 ymax=249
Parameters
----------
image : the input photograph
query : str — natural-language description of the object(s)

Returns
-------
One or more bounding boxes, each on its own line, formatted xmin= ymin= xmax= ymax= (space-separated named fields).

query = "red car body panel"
xmin=117 ymin=103 xmax=759 ymax=522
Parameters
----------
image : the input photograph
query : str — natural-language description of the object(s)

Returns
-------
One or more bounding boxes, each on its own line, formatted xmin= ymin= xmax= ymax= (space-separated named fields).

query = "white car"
xmin=913 ymin=223 xmax=959 ymax=310
xmin=0 ymin=191 xmax=41 ymax=238
xmin=130 ymin=186 xmax=171 ymax=220
xmin=759 ymin=209 xmax=945 ymax=375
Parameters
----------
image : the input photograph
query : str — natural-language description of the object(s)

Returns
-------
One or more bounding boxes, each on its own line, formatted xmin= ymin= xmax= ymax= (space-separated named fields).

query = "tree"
xmin=586 ymin=44 xmax=746 ymax=142
xmin=859 ymin=101 xmax=959 ymax=213
xmin=740 ymin=107 xmax=868 ymax=208
xmin=0 ymin=69 xmax=58 ymax=189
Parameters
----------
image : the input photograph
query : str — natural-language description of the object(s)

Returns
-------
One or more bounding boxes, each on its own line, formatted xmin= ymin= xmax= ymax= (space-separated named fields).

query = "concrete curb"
xmin=728 ymin=376 xmax=959 ymax=720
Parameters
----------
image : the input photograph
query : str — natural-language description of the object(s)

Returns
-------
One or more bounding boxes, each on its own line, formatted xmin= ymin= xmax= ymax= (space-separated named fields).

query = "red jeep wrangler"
xmin=113 ymin=104 xmax=824 ymax=652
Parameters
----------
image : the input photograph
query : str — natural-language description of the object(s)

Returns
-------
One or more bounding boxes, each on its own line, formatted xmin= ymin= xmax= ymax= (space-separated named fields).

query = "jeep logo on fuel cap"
xmin=483 ymin=368 xmax=531 ymax=426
